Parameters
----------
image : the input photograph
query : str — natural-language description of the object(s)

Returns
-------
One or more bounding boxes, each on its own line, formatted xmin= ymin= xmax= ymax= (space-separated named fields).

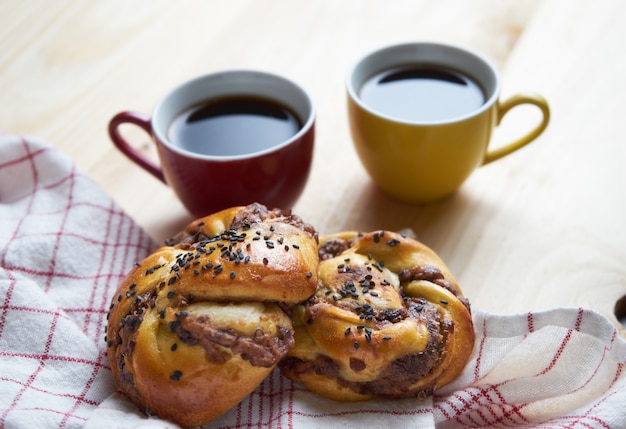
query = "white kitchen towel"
xmin=1 ymin=134 xmax=625 ymax=429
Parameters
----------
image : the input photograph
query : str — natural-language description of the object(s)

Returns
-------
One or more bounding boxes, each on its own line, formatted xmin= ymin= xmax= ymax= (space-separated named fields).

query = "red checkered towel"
xmin=1 ymin=134 xmax=625 ymax=429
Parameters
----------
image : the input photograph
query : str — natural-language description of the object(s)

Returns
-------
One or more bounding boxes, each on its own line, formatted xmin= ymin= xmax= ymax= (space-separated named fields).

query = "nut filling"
xmin=170 ymin=314 xmax=294 ymax=368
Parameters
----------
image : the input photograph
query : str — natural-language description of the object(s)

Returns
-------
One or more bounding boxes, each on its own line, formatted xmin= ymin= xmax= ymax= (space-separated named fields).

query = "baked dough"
xmin=105 ymin=203 xmax=319 ymax=426
xmin=279 ymin=230 xmax=474 ymax=401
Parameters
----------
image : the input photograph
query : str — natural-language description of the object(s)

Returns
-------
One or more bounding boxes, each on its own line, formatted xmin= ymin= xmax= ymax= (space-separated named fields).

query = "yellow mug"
xmin=346 ymin=42 xmax=550 ymax=203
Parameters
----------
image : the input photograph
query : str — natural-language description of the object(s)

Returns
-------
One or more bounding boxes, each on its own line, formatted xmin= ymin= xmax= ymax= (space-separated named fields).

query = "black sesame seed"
xmin=344 ymin=327 xmax=351 ymax=335
xmin=306 ymin=272 xmax=312 ymax=278
xmin=170 ymin=370 xmax=182 ymax=381
xmin=167 ymin=291 xmax=175 ymax=299
xmin=263 ymin=257 xmax=269 ymax=265
xmin=230 ymin=271 xmax=236 ymax=279
xmin=354 ymin=342 xmax=360 ymax=349
xmin=171 ymin=343 xmax=177 ymax=351
xmin=168 ymin=320 xmax=180 ymax=331
xmin=383 ymin=336 xmax=392 ymax=340
xmin=440 ymin=299 xmax=449 ymax=305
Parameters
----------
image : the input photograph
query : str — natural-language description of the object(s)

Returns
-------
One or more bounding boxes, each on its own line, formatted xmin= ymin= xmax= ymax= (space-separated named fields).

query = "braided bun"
xmin=105 ymin=203 xmax=319 ymax=427
xmin=279 ymin=230 xmax=474 ymax=401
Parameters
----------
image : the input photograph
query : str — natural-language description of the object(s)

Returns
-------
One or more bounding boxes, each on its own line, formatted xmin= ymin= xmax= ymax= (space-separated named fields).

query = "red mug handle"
xmin=108 ymin=111 xmax=166 ymax=183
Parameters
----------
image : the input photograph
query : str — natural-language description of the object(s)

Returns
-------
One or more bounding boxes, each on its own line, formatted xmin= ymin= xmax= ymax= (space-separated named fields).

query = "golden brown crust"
xmin=105 ymin=203 xmax=319 ymax=427
xmin=279 ymin=230 xmax=474 ymax=401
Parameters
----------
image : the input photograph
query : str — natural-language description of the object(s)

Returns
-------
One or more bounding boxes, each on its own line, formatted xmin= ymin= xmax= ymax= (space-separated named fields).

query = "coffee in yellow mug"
xmin=346 ymin=42 xmax=550 ymax=203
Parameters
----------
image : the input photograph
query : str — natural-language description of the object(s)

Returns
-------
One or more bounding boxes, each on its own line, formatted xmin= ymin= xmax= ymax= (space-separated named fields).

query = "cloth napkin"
xmin=1 ymin=133 xmax=625 ymax=429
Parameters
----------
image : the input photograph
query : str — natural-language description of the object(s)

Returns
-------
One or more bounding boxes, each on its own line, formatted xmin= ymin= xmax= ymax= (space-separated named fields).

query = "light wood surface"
xmin=2 ymin=0 xmax=625 ymax=335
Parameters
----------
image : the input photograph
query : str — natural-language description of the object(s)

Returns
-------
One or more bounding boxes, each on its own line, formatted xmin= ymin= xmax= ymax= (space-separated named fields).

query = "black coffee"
xmin=168 ymin=96 xmax=302 ymax=156
xmin=359 ymin=66 xmax=486 ymax=122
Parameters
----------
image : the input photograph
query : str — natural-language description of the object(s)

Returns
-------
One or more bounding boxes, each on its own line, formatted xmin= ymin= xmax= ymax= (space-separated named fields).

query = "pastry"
xmin=279 ymin=230 xmax=474 ymax=401
xmin=105 ymin=203 xmax=319 ymax=426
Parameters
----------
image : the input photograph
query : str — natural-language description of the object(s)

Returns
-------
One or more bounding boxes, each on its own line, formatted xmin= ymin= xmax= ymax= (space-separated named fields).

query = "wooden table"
xmin=2 ymin=0 xmax=625 ymax=335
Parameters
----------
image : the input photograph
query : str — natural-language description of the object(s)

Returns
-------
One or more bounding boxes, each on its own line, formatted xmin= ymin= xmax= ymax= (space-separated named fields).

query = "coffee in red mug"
xmin=108 ymin=70 xmax=315 ymax=218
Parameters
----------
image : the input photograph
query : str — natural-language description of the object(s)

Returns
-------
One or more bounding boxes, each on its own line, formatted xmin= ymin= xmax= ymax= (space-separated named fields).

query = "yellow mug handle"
xmin=483 ymin=93 xmax=550 ymax=165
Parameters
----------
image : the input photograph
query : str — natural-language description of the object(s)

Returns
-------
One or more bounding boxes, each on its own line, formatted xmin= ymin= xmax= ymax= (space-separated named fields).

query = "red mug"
xmin=108 ymin=70 xmax=315 ymax=218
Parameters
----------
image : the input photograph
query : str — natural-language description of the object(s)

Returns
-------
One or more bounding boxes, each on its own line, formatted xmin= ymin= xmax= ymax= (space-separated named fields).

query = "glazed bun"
xmin=279 ymin=230 xmax=474 ymax=401
xmin=105 ymin=204 xmax=319 ymax=427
